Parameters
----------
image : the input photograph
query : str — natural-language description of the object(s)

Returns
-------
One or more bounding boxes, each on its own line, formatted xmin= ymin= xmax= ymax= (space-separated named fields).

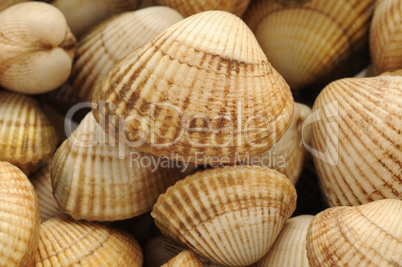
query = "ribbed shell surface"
xmin=35 ymin=217 xmax=143 ymax=266
xmin=243 ymin=0 xmax=375 ymax=91
xmin=162 ymin=250 xmax=204 ymax=267
xmin=0 ymin=91 xmax=58 ymax=175
xmin=257 ymin=215 xmax=313 ymax=267
xmin=92 ymin=10 xmax=294 ymax=165
xmin=151 ymin=166 xmax=297 ymax=266
xmin=0 ymin=161 xmax=40 ymax=267
xmin=154 ymin=0 xmax=251 ymax=17
xmin=370 ymin=0 xmax=402 ymax=74
xmin=51 ymin=113 xmax=182 ymax=221
xmin=311 ymin=75 xmax=402 ymax=206
xmin=306 ymin=199 xmax=402 ymax=266
xmin=71 ymin=6 xmax=183 ymax=102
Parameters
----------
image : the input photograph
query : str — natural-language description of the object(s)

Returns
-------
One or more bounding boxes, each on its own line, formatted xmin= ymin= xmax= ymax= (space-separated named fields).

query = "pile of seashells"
xmin=0 ymin=0 xmax=400 ymax=266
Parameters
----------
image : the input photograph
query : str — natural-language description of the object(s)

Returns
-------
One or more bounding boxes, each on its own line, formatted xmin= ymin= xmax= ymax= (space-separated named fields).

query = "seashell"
xmin=51 ymin=112 xmax=182 ymax=221
xmin=92 ymin=10 xmax=294 ymax=165
xmin=306 ymin=199 xmax=402 ymax=266
xmin=311 ymin=73 xmax=402 ymax=206
xmin=370 ymin=0 xmax=402 ymax=74
xmin=257 ymin=215 xmax=313 ymax=267
xmin=0 ymin=2 xmax=77 ymax=94
xmin=35 ymin=217 xmax=143 ymax=266
xmin=162 ymin=250 xmax=204 ymax=267
xmin=253 ymin=102 xmax=311 ymax=184
xmin=151 ymin=165 xmax=297 ymax=266
xmin=0 ymin=91 xmax=58 ymax=175
xmin=71 ymin=6 xmax=183 ymax=102
xmin=154 ymin=0 xmax=251 ymax=17
xmin=0 ymin=0 xmax=29 ymax=11
xmin=30 ymin=160 xmax=67 ymax=222
xmin=51 ymin=0 xmax=141 ymax=37
xmin=0 ymin=161 xmax=40 ymax=267
xmin=44 ymin=82 xmax=84 ymax=119
xmin=243 ymin=0 xmax=375 ymax=92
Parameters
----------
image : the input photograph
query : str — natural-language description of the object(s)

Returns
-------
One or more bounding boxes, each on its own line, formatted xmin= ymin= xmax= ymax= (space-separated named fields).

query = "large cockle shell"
xmin=0 ymin=2 xmax=77 ymax=94
xmin=0 ymin=0 xmax=29 ymax=11
xmin=243 ymin=0 xmax=375 ymax=92
xmin=370 ymin=0 xmax=402 ymax=74
xmin=0 ymin=161 xmax=40 ymax=267
xmin=306 ymin=199 xmax=402 ymax=266
xmin=71 ymin=6 xmax=183 ymax=102
xmin=0 ymin=91 xmax=58 ymax=175
xmin=52 ymin=0 xmax=140 ymax=37
xmin=51 ymin=113 xmax=182 ymax=221
xmin=92 ymin=11 xmax=294 ymax=165
xmin=151 ymin=166 xmax=297 ymax=266
xmin=154 ymin=0 xmax=251 ymax=17
xmin=257 ymin=215 xmax=313 ymax=267
xmin=162 ymin=250 xmax=204 ymax=267
xmin=311 ymin=74 xmax=402 ymax=206
xmin=35 ymin=217 xmax=143 ymax=266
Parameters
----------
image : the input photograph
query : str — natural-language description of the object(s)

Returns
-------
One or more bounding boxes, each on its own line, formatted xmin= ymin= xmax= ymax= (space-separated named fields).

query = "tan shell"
xmin=154 ymin=0 xmax=251 ymax=17
xmin=51 ymin=113 xmax=182 ymax=221
xmin=0 ymin=0 xmax=30 ymax=11
xmin=52 ymin=0 xmax=140 ymax=37
xmin=35 ymin=217 xmax=143 ymax=266
xmin=92 ymin=10 xmax=294 ymax=165
xmin=257 ymin=215 xmax=313 ymax=267
xmin=0 ymin=91 xmax=58 ymax=175
xmin=44 ymin=82 xmax=83 ymax=117
xmin=306 ymin=199 xmax=402 ymax=266
xmin=0 ymin=2 xmax=77 ymax=94
xmin=162 ymin=250 xmax=204 ymax=267
xmin=71 ymin=6 xmax=183 ymax=102
xmin=370 ymin=0 xmax=402 ymax=74
xmin=30 ymin=160 xmax=66 ymax=222
xmin=0 ymin=161 xmax=40 ymax=267
xmin=151 ymin=166 xmax=297 ymax=266
xmin=311 ymin=74 xmax=402 ymax=206
xmin=243 ymin=0 xmax=375 ymax=92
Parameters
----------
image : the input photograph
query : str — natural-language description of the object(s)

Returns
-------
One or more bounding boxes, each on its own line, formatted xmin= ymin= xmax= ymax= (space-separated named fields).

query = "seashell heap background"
xmin=0 ymin=0 xmax=401 ymax=266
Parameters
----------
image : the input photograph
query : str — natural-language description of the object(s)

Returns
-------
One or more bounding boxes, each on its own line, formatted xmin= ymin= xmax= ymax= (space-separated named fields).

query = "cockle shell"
xmin=0 ymin=2 xmax=77 ymax=94
xmin=257 ymin=215 xmax=313 ymax=267
xmin=162 ymin=250 xmax=204 ymax=267
xmin=51 ymin=0 xmax=141 ymax=37
xmin=370 ymin=0 xmax=402 ymax=74
xmin=243 ymin=0 xmax=375 ymax=92
xmin=0 ymin=91 xmax=58 ymax=175
xmin=151 ymin=166 xmax=297 ymax=266
xmin=92 ymin=10 xmax=294 ymax=165
xmin=71 ymin=6 xmax=183 ymax=102
xmin=35 ymin=217 xmax=143 ymax=266
xmin=154 ymin=0 xmax=251 ymax=17
xmin=0 ymin=0 xmax=29 ymax=11
xmin=306 ymin=199 xmax=402 ymax=266
xmin=51 ymin=113 xmax=182 ymax=221
xmin=311 ymin=74 xmax=402 ymax=206
xmin=0 ymin=161 xmax=40 ymax=267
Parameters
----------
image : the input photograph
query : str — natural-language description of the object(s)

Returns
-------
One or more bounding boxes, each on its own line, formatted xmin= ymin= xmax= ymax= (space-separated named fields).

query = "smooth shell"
xmin=0 ymin=161 xmax=40 ymax=267
xmin=0 ymin=0 xmax=29 ymax=11
xmin=51 ymin=113 xmax=182 ymax=221
xmin=92 ymin=10 xmax=294 ymax=165
xmin=35 ymin=217 xmax=143 ymax=266
xmin=0 ymin=91 xmax=58 ymax=175
xmin=311 ymin=74 xmax=402 ymax=206
xmin=306 ymin=199 xmax=402 ymax=266
xmin=0 ymin=2 xmax=77 ymax=94
xmin=151 ymin=166 xmax=297 ymax=266
xmin=162 ymin=250 xmax=204 ymax=267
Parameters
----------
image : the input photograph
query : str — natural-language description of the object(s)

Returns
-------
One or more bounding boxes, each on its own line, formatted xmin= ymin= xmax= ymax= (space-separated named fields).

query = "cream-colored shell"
xmin=0 ymin=0 xmax=29 ymax=11
xmin=257 ymin=215 xmax=313 ymax=267
xmin=0 ymin=91 xmax=58 ymax=175
xmin=243 ymin=0 xmax=375 ymax=92
xmin=151 ymin=166 xmax=297 ymax=266
xmin=311 ymin=74 xmax=402 ymax=206
xmin=0 ymin=161 xmax=40 ymax=267
xmin=92 ymin=10 xmax=294 ymax=165
xmin=0 ymin=2 xmax=77 ymax=94
xmin=71 ymin=6 xmax=183 ymax=102
xmin=306 ymin=199 xmax=402 ymax=266
xmin=35 ymin=217 xmax=143 ymax=266
xmin=51 ymin=113 xmax=182 ymax=221
xmin=162 ymin=250 xmax=204 ymax=267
